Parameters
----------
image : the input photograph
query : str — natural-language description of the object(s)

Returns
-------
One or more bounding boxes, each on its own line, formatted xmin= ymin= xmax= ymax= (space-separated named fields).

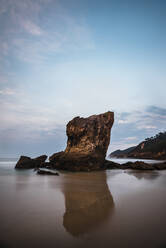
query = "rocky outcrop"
xmin=104 ymin=160 xmax=166 ymax=170
xmin=109 ymin=131 xmax=166 ymax=160
xmin=109 ymin=146 xmax=136 ymax=158
xmin=49 ymin=111 xmax=114 ymax=171
xmin=37 ymin=169 xmax=59 ymax=176
xmin=15 ymin=155 xmax=47 ymax=169
xmin=15 ymin=112 xmax=166 ymax=171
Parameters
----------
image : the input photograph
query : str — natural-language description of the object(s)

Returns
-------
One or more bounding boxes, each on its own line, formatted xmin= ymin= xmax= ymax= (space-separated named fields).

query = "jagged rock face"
xmin=66 ymin=112 xmax=114 ymax=156
xmin=49 ymin=111 xmax=114 ymax=171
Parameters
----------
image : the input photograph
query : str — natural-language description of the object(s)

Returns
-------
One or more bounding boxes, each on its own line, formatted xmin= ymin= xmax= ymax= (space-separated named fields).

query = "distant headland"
xmin=109 ymin=131 xmax=166 ymax=160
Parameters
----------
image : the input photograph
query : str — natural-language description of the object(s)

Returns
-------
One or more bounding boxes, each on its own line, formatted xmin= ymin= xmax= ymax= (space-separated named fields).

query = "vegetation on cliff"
xmin=110 ymin=131 xmax=166 ymax=160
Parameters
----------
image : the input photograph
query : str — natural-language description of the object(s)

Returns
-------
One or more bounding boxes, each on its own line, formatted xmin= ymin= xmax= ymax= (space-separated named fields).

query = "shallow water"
xmin=0 ymin=160 xmax=166 ymax=248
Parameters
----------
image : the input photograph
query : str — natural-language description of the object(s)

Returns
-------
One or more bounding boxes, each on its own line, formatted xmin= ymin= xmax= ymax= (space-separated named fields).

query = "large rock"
xmin=49 ymin=111 xmax=114 ymax=171
xmin=15 ymin=155 xmax=47 ymax=169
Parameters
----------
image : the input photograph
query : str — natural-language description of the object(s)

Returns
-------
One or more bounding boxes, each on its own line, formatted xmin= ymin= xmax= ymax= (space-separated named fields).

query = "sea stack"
xmin=49 ymin=111 xmax=114 ymax=171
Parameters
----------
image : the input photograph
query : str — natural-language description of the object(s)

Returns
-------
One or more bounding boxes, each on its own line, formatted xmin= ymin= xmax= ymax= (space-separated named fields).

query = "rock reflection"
xmin=61 ymin=171 xmax=114 ymax=237
xmin=15 ymin=171 xmax=32 ymax=191
xmin=126 ymin=170 xmax=160 ymax=180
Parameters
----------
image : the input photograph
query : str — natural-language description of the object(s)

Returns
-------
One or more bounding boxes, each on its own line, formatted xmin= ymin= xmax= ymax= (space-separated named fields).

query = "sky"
xmin=0 ymin=0 xmax=166 ymax=157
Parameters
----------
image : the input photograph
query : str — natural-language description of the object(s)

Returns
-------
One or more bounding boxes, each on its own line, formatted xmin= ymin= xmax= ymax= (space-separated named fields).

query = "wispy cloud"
xmin=146 ymin=105 xmax=166 ymax=116
xmin=137 ymin=125 xmax=157 ymax=130
xmin=1 ymin=90 xmax=165 ymax=155
xmin=21 ymin=20 xmax=43 ymax=36
xmin=116 ymin=106 xmax=166 ymax=131
xmin=118 ymin=119 xmax=129 ymax=124
xmin=0 ymin=88 xmax=17 ymax=95
xmin=124 ymin=136 xmax=137 ymax=141
xmin=0 ymin=87 xmax=65 ymax=133
xmin=0 ymin=0 xmax=94 ymax=64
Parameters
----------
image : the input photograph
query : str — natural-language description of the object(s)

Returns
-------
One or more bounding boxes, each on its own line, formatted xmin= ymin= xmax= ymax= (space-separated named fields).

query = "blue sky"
xmin=0 ymin=0 xmax=166 ymax=157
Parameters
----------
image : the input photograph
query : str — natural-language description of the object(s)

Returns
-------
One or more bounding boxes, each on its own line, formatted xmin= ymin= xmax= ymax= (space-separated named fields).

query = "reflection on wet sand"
xmin=61 ymin=171 xmax=114 ymax=236
xmin=126 ymin=170 xmax=160 ymax=180
xmin=14 ymin=172 xmax=32 ymax=191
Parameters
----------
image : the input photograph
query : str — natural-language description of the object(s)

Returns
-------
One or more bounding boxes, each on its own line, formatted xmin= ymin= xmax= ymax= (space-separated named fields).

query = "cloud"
xmin=0 ymin=0 xmax=94 ymax=64
xmin=0 ymin=95 xmax=165 ymax=155
xmin=0 ymin=74 xmax=8 ymax=83
xmin=0 ymin=87 xmax=67 ymax=156
xmin=1 ymin=42 xmax=9 ymax=56
xmin=0 ymin=85 xmax=68 ymax=156
xmin=146 ymin=105 xmax=166 ymax=116
xmin=0 ymin=87 xmax=66 ymax=135
xmin=118 ymin=119 xmax=129 ymax=124
xmin=116 ymin=106 xmax=166 ymax=130
xmin=137 ymin=125 xmax=157 ymax=130
xmin=124 ymin=136 xmax=137 ymax=140
xmin=21 ymin=20 xmax=43 ymax=36
xmin=109 ymin=105 xmax=166 ymax=152
xmin=0 ymin=88 xmax=17 ymax=95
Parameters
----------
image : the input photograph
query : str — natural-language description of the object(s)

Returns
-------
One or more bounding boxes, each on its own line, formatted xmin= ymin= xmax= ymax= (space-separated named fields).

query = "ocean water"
xmin=0 ymin=159 xmax=166 ymax=248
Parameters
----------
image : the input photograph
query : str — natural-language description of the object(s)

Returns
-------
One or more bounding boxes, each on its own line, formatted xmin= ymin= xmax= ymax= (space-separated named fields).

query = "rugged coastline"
xmin=15 ymin=111 xmax=166 ymax=172
xmin=109 ymin=132 xmax=166 ymax=160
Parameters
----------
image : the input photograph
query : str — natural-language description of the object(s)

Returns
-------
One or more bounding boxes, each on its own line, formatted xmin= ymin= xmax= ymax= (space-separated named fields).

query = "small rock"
xmin=37 ymin=169 xmax=59 ymax=176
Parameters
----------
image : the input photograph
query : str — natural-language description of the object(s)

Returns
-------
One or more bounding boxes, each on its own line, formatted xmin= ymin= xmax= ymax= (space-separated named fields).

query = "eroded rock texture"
xmin=49 ymin=111 xmax=114 ymax=171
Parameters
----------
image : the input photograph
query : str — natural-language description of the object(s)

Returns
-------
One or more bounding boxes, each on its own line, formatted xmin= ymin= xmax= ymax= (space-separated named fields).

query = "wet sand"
xmin=0 ymin=161 xmax=166 ymax=248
